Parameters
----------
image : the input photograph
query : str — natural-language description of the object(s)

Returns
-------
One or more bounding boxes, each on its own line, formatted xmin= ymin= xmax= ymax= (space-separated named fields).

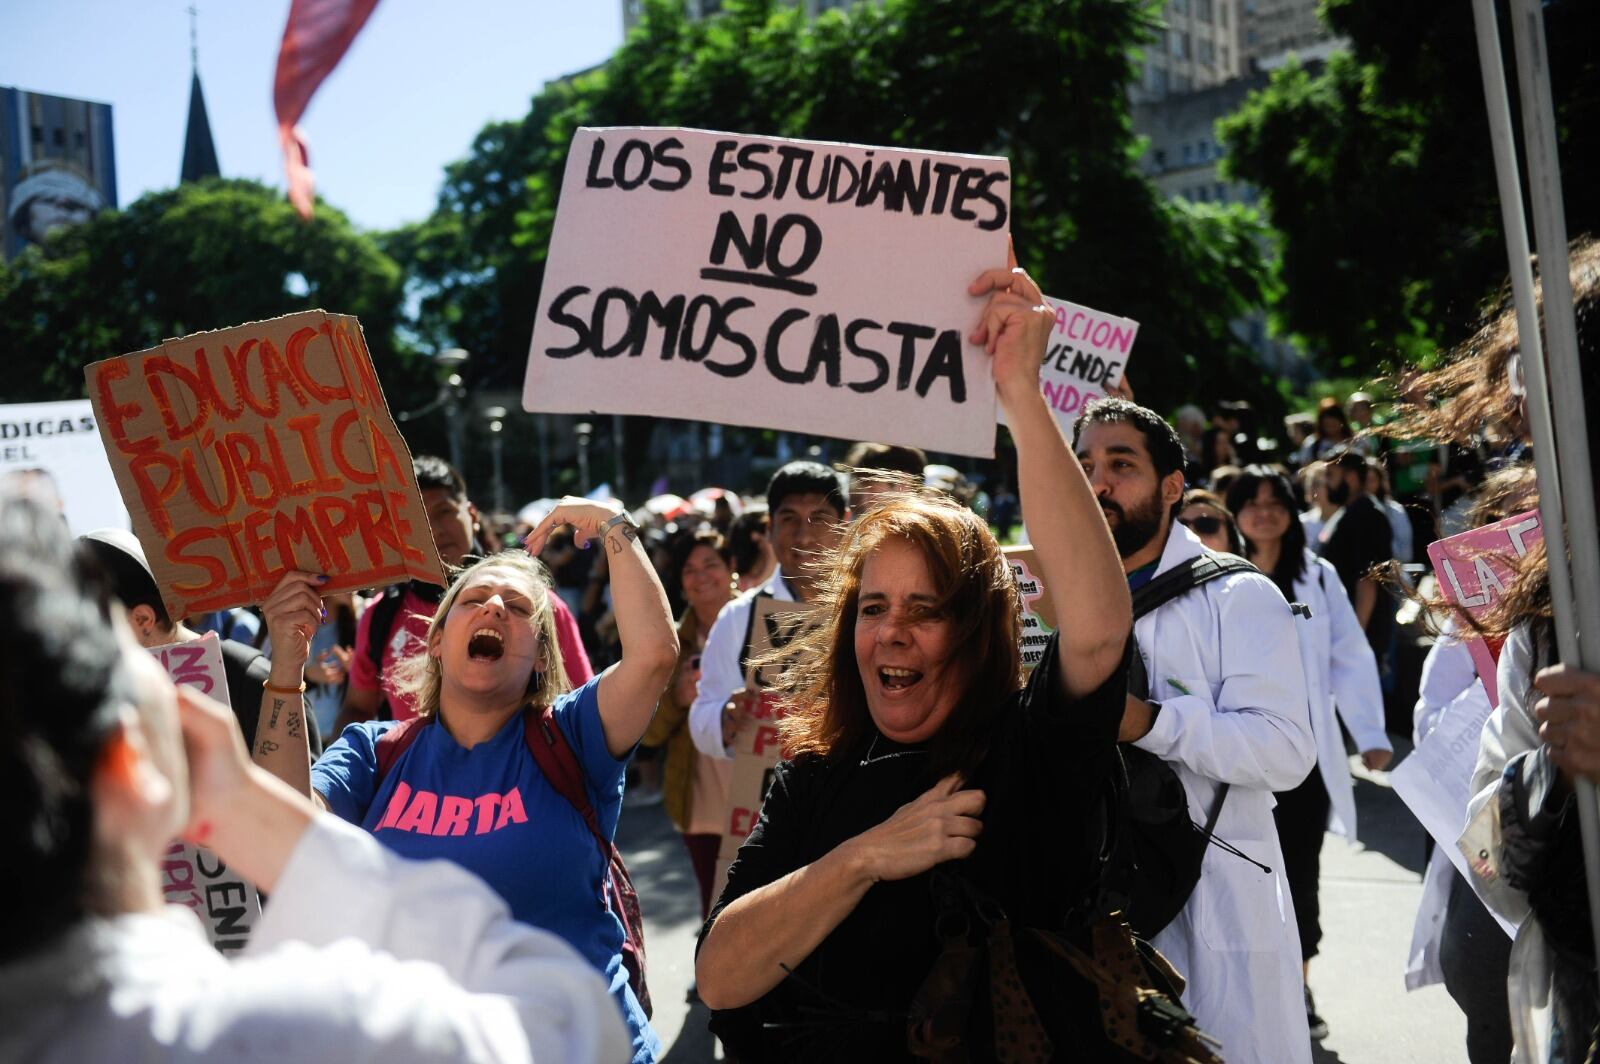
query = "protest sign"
xmin=1426 ymin=509 xmax=1542 ymax=706
xmin=1003 ymin=546 xmax=1058 ymax=674
xmin=523 ymin=127 xmax=1011 ymax=458
xmin=148 ymin=632 xmax=264 ymax=953
xmin=713 ymin=597 xmax=823 ymax=895
xmin=1390 ymin=681 xmax=1517 ymax=938
xmin=0 ymin=399 xmax=129 ymax=534
xmin=997 ymin=297 xmax=1136 ymax=436
xmin=86 ymin=311 xmax=443 ymax=620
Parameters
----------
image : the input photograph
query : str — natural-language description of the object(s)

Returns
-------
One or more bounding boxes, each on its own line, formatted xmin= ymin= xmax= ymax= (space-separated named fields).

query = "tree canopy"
xmin=1219 ymin=0 xmax=1599 ymax=375
xmin=0 ymin=177 xmax=429 ymax=410
xmin=390 ymin=0 xmax=1276 ymax=417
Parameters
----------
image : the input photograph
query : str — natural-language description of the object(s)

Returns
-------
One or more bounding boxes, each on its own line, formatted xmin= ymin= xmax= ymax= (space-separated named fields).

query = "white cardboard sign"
xmin=523 ymin=127 xmax=1011 ymax=457
xmin=997 ymin=297 xmax=1136 ymax=436
xmin=1389 ymin=680 xmax=1516 ymax=938
xmin=0 ymin=399 xmax=129 ymax=534
xmin=147 ymin=632 xmax=265 ymax=953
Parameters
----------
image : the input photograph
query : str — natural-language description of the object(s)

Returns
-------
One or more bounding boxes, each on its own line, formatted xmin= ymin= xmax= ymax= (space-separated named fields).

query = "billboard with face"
xmin=1 ymin=86 xmax=117 ymax=260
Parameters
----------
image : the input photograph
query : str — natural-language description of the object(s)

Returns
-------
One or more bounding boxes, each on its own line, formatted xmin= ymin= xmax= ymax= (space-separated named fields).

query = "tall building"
xmin=181 ymin=9 xmax=220 ymax=184
xmin=0 ymin=87 xmax=117 ymax=261
xmin=1131 ymin=0 xmax=1244 ymax=104
xmin=1239 ymin=0 xmax=1332 ymax=70
xmin=180 ymin=71 xmax=220 ymax=184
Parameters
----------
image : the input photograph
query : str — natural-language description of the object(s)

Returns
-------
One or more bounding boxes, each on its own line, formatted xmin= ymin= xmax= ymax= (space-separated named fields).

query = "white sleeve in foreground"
xmin=242 ymin=815 xmax=629 ymax=1064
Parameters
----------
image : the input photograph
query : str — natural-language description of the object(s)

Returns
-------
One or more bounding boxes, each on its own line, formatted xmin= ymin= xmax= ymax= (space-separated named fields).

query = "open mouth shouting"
xmin=467 ymin=627 xmax=505 ymax=661
xmin=879 ymin=666 xmax=924 ymax=692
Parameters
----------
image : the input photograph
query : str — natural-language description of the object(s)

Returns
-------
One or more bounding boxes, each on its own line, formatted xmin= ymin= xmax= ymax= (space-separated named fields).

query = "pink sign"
xmin=1426 ymin=509 xmax=1542 ymax=706
xmin=998 ymin=296 xmax=1136 ymax=436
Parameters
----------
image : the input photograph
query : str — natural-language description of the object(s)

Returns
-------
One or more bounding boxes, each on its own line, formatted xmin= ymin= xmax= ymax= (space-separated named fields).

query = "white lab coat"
xmin=1404 ymin=618 xmax=1485 ymax=991
xmin=1458 ymin=625 xmax=1569 ymax=1061
xmin=689 ymin=569 xmax=795 ymax=759
xmin=1291 ymin=550 xmax=1391 ymax=841
xmin=1132 ymin=526 xmax=1316 ymax=1064
xmin=0 ymin=815 xmax=629 ymax=1064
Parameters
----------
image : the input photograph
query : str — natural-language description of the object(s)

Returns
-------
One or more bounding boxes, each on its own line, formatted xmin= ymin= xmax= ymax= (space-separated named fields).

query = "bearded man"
xmin=1072 ymin=398 xmax=1316 ymax=1064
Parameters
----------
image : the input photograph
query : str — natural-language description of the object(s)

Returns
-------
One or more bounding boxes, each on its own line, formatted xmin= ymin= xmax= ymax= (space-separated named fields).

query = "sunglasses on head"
xmin=1180 ymin=515 xmax=1225 ymax=535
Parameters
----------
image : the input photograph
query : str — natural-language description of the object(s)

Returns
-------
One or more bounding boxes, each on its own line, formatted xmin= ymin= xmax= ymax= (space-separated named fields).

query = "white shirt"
xmin=1131 ymin=526 xmax=1316 ymax=1064
xmin=0 ymin=816 xmax=629 ymax=1064
xmin=689 ymin=569 xmax=795 ymax=759
xmin=1291 ymin=550 xmax=1390 ymax=841
xmin=1413 ymin=615 xmax=1479 ymax=746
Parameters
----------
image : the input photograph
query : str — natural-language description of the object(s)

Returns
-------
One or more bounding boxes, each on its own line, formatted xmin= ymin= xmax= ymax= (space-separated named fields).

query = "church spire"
xmin=180 ymin=4 xmax=221 ymax=183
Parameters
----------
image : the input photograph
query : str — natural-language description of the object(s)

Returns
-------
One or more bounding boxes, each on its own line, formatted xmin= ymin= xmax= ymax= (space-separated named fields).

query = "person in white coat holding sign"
xmin=1072 ymin=399 xmax=1316 ymax=1064
xmin=1226 ymin=465 xmax=1392 ymax=1039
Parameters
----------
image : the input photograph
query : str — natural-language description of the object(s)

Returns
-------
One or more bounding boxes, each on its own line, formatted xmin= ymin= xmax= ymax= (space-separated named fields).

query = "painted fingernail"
xmin=317 ymin=574 xmax=330 ymax=583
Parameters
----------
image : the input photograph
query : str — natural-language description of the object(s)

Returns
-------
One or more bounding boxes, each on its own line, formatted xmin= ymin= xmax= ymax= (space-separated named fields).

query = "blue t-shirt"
xmin=312 ymin=678 xmax=659 ymax=1063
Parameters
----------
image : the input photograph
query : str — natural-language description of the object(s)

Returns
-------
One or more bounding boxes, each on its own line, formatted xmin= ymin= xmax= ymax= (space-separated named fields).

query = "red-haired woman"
xmin=694 ymin=261 xmax=1182 ymax=1059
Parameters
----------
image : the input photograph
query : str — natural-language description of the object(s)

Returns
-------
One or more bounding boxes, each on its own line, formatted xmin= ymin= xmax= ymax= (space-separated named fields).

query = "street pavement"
xmin=617 ymin=740 xmax=1476 ymax=1062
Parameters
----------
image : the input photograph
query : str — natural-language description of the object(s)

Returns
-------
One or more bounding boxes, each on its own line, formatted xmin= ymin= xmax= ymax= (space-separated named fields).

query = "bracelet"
xmin=263 ymin=679 xmax=307 ymax=695
xmin=599 ymin=511 xmax=638 ymax=540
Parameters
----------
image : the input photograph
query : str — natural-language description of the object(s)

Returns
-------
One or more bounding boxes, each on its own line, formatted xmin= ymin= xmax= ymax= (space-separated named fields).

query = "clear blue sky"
xmin=1 ymin=0 xmax=622 ymax=231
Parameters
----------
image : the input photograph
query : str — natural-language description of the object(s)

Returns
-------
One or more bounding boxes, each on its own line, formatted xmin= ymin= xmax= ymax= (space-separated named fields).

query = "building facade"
xmin=1131 ymin=0 xmax=1245 ymax=104
xmin=1239 ymin=0 xmax=1330 ymax=69
xmin=1 ymin=87 xmax=117 ymax=261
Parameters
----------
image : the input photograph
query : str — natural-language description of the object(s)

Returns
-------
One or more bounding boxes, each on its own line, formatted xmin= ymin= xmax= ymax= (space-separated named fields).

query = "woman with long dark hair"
xmin=694 ymin=259 xmax=1217 ymax=1061
xmin=1226 ymin=465 xmax=1391 ymax=1036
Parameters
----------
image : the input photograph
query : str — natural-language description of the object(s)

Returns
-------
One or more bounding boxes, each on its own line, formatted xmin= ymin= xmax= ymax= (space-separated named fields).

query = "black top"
xmin=1320 ymin=493 xmax=1394 ymax=643
xmin=700 ymin=634 xmax=1127 ymax=1061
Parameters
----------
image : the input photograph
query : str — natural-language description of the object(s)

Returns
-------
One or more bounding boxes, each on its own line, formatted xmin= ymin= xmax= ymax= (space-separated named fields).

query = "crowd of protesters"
xmin=4 ymin=240 xmax=1598 ymax=1064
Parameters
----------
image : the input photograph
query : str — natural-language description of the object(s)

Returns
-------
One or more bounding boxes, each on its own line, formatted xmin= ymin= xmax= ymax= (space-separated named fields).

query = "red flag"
xmin=273 ymin=0 xmax=381 ymax=219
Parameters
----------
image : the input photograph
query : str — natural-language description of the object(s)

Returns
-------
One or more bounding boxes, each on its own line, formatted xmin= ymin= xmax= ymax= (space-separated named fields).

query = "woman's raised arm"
xmin=526 ymin=500 xmax=678 ymax=757
xmin=968 ymin=253 xmax=1131 ymax=697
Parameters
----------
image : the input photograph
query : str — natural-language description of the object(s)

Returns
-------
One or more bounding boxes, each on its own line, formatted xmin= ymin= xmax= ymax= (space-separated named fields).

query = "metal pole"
xmin=538 ymin=415 xmax=551 ymax=499
xmin=484 ymin=406 xmax=507 ymax=515
xmin=611 ymin=414 xmax=627 ymax=501
xmin=1469 ymin=0 xmax=1577 ymax=646
xmin=576 ymin=421 xmax=592 ymax=496
xmin=1478 ymin=0 xmax=1600 ymax=964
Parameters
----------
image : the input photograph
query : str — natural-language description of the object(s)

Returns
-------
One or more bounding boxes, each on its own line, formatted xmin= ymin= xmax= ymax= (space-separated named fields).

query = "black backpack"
xmin=1108 ymin=553 xmax=1281 ymax=939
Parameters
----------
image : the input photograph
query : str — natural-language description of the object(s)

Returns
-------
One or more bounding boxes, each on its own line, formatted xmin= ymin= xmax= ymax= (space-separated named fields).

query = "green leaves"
xmin=386 ymin=0 xmax=1272 ymax=414
xmin=1220 ymin=0 xmax=1600 ymax=379
xmin=0 ymin=178 xmax=422 ymax=407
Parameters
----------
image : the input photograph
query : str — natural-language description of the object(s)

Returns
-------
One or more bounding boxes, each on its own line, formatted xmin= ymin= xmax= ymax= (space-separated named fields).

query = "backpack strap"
xmin=1132 ymin=554 xmax=1259 ymax=621
xmin=524 ymin=705 xmax=609 ymax=852
xmin=373 ymin=716 xmax=432 ymax=786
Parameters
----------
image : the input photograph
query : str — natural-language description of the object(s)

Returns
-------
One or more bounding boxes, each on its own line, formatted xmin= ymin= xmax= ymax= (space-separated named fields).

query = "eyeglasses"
xmin=1179 ymin=515 xmax=1225 ymax=535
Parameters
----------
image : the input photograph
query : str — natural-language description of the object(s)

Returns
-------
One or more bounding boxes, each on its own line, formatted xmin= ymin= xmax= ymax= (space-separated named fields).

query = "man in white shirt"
xmin=1073 ymin=398 xmax=1316 ymax=1064
xmin=690 ymin=462 xmax=848 ymax=759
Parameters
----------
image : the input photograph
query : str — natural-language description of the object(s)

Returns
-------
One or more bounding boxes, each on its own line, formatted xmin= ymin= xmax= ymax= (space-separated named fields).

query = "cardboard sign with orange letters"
xmin=86 ymin=311 xmax=443 ymax=619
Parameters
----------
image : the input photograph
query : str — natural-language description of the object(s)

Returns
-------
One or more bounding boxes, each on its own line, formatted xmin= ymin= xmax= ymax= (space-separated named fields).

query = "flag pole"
xmin=1473 ymin=0 xmax=1600 ymax=965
